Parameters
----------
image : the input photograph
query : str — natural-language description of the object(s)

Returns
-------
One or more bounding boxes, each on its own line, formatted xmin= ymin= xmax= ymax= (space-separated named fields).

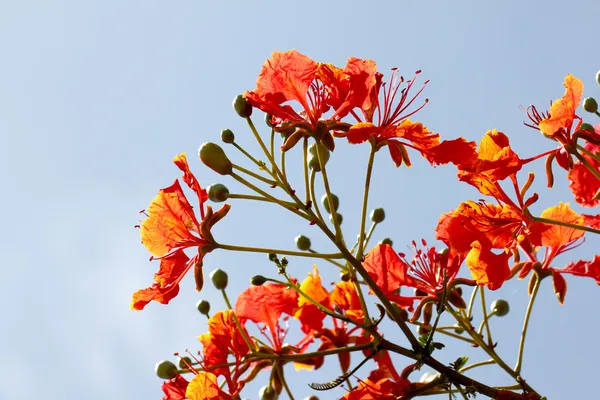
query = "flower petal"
xmin=539 ymin=75 xmax=583 ymax=137
xmin=185 ymin=372 xmax=232 ymax=400
xmin=465 ymin=241 xmax=510 ymax=290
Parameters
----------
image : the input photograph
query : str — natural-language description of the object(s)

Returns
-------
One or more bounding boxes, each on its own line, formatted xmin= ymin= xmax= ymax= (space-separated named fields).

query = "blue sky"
xmin=2 ymin=1 xmax=600 ymax=399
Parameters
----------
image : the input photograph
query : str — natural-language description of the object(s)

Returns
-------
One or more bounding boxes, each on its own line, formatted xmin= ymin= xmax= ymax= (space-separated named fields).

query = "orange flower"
xmin=330 ymin=281 xmax=365 ymax=324
xmin=524 ymin=75 xmax=589 ymax=171
xmin=131 ymin=153 xmax=230 ymax=311
xmin=465 ymin=241 xmax=511 ymax=290
xmin=185 ymin=372 xmax=232 ymax=400
xmin=294 ymin=266 xmax=331 ymax=334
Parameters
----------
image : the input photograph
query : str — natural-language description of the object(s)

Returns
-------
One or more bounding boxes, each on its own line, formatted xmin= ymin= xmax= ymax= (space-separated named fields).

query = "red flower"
xmin=161 ymin=374 xmax=188 ymax=400
xmin=568 ymin=141 xmax=600 ymax=207
xmin=131 ymin=153 xmax=230 ymax=310
xmin=185 ymin=372 xmax=233 ymax=400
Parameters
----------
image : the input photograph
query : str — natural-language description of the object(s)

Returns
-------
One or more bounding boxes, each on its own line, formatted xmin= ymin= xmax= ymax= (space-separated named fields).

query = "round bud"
xmin=580 ymin=122 xmax=595 ymax=132
xmin=370 ymin=208 xmax=385 ymax=223
xmin=198 ymin=142 xmax=233 ymax=175
xmin=321 ymin=193 xmax=339 ymax=214
xmin=453 ymin=324 xmax=464 ymax=335
xmin=251 ymin=275 xmax=267 ymax=286
xmin=329 ymin=213 xmax=343 ymax=225
xmin=178 ymin=356 xmax=192 ymax=369
xmin=596 ymin=70 xmax=600 ymax=86
xmin=259 ymin=385 xmax=278 ymax=400
xmin=221 ymin=129 xmax=235 ymax=144
xmin=210 ymin=269 xmax=229 ymax=290
xmin=583 ymin=97 xmax=598 ymax=113
xmin=207 ymin=184 xmax=229 ymax=202
xmin=340 ymin=271 xmax=351 ymax=282
xmin=307 ymin=142 xmax=330 ymax=171
xmin=233 ymin=94 xmax=252 ymax=118
xmin=295 ymin=235 xmax=311 ymax=251
xmin=379 ymin=238 xmax=393 ymax=246
xmin=155 ymin=360 xmax=178 ymax=379
xmin=196 ymin=300 xmax=210 ymax=315
xmin=490 ymin=299 xmax=510 ymax=317
xmin=265 ymin=113 xmax=274 ymax=128
xmin=268 ymin=253 xmax=278 ymax=262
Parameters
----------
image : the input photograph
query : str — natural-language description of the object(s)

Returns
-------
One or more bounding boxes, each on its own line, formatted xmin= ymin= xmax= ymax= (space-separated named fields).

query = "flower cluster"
xmin=133 ymin=51 xmax=600 ymax=399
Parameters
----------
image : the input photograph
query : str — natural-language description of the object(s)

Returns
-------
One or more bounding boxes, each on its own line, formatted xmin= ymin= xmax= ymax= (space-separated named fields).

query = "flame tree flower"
xmin=131 ymin=153 xmax=230 ymax=310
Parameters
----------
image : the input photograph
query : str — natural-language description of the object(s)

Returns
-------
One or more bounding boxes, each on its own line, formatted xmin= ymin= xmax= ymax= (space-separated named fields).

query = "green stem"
xmin=467 ymin=285 xmax=479 ymax=319
xmin=275 ymin=363 xmax=294 ymax=400
xmin=573 ymin=149 xmax=600 ymax=182
xmin=577 ymin=144 xmax=600 ymax=165
xmin=232 ymin=164 xmax=277 ymax=186
xmin=514 ymin=273 xmax=541 ymax=374
xmin=454 ymin=384 xmax=469 ymax=400
xmin=533 ymin=215 xmax=600 ymax=235
xmin=309 ymin=169 xmax=326 ymax=226
xmin=221 ymin=289 xmax=256 ymax=352
xmin=227 ymin=193 xmax=297 ymax=208
xmin=446 ymin=305 xmax=536 ymax=394
xmin=217 ymin=243 xmax=343 ymax=260
xmin=307 ymin=249 xmax=345 ymax=269
xmin=316 ymin=142 xmax=343 ymax=242
xmin=361 ymin=221 xmax=377 ymax=252
xmin=251 ymin=342 xmax=373 ymax=361
xmin=480 ymin=288 xmax=494 ymax=346
xmin=459 ymin=359 xmax=495 ymax=373
xmin=246 ymin=117 xmax=288 ymax=187
xmin=231 ymin=142 xmax=266 ymax=171
xmin=357 ymin=143 xmax=376 ymax=260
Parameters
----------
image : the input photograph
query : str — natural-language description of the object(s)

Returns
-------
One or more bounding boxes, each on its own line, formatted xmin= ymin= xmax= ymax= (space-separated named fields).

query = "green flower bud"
xmin=583 ymin=97 xmax=598 ymax=113
xmin=490 ymin=299 xmax=509 ymax=317
xmin=199 ymin=142 xmax=233 ymax=175
xmin=251 ymin=275 xmax=267 ymax=286
xmin=221 ymin=129 xmax=235 ymax=144
xmin=295 ymin=235 xmax=311 ymax=251
xmin=379 ymin=238 xmax=393 ymax=246
xmin=210 ymin=269 xmax=228 ymax=290
xmin=178 ymin=356 xmax=192 ymax=369
xmin=580 ymin=122 xmax=595 ymax=132
xmin=307 ymin=142 xmax=330 ymax=171
xmin=268 ymin=253 xmax=278 ymax=262
xmin=370 ymin=208 xmax=385 ymax=223
xmin=259 ymin=385 xmax=278 ymax=400
xmin=453 ymin=324 xmax=464 ymax=334
xmin=207 ymin=184 xmax=229 ymax=203
xmin=196 ymin=299 xmax=210 ymax=315
xmin=265 ymin=113 xmax=274 ymax=128
xmin=155 ymin=360 xmax=178 ymax=379
xmin=340 ymin=271 xmax=351 ymax=282
xmin=321 ymin=193 xmax=339 ymax=214
xmin=233 ymin=94 xmax=252 ymax=118
xmin=329 ymin=213 xmax=343 ymax=225
xmin=596 ymin=70 xmax=600 ymax=86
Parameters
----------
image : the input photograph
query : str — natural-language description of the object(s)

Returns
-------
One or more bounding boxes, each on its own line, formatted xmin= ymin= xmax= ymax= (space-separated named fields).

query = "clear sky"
xmin=2 ymin=1 xmax=599 ymax=399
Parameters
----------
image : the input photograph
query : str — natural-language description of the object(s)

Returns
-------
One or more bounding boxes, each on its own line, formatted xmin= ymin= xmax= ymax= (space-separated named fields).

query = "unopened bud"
xmin=340 ymin=271 xmax=351 ymax=282
xmin=453 ymin=324 xmax=464 ymax=334
xmin=580 ymin=122 xmax=595 ymax=132
xmin=251 ymin=275 xmax=267 ymax=286
xmin=199 ymin=142 xmax=232 ymax=175
xmin=178 ymin=356 xmax=192 ymax=369
xmin=221 ymin=129 xmax=235 ymax=144
xmin=259 ymin=385 xmax=278 ymax=400
xmin=210 ymin=269 xmax=228 ymax=290
xmin=307 ymin=142 xmax=330 ymax=171
xmin=583 ymin=97 xmax=598 ymax=113
xmin=155 ymin=360 xmax=178 ymax=379
xmin=196 ymin=299 xmax=210 ymax=315
xmin=596 ymin=70 xmax=600 ymax=86
xmin=268 ymin=253 xmax=278 ymax=262
xmin=265 ymin=113 xmax=274 ymax=128
xmin=370 ymin=208 xmax=385 ymax=223
xmin=379 ymin=238 xmax=393 ymax=246
xmin=321 ymin=193 xmax=339 ymax=213
xmin=295 ymin=235 xmax=311 ymax=251
xmin=329 ymin=213 xmax=343 ymax=225
xmin=207 ymin=184 xmax=229 ymax=202
xmin=233 ymin=94 xmax=252 ymax=118
xmin=490 ymin=299 xmax=509 ymax=316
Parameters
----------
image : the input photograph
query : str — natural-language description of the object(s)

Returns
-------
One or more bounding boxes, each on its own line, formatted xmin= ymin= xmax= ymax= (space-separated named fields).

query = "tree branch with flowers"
xmin=131 ymin=50 xmax=600 ymax=400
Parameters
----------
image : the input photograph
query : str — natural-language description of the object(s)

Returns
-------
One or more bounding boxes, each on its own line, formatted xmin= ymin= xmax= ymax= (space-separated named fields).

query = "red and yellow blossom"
xmin=161 ymin=374 xmax=188 ymax=400
xmin=568 ymin=142 xmax=600 ymax=207
xmin=185 ymin=372 xmax=233 ymax=400
xmin=131 ymin=153 xmax=230 ymax=310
